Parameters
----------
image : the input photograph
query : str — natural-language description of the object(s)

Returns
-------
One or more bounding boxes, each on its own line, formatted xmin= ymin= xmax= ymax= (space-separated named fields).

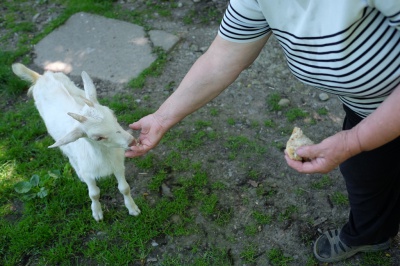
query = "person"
xmin=125 ymin=0 xmax=400 ymax=263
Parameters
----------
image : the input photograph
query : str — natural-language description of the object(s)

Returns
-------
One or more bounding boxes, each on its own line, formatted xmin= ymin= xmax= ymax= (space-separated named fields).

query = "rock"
xmin=161 ymin=183 xmax=174 ymax=198
xmin=319 ymin=93 xmax=330 ymax=101
xmin=278 ymin=98 xmax=290 ymax=108
xmin=147 ymin=257 xmax=158 ymax=263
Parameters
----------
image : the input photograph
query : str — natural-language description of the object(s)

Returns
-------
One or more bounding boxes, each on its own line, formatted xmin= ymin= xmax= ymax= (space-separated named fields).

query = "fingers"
xmin=285 ymin=154 xmax=327 ymax=174
xmin=284 ymin=145 xmax=332 ymax=174
xmin=129 ymin=121 xmax=141 ymax=130
xmin=295 ymin=144 xmax=315 ymax=160
xmin=125 ymin=144 xmax=149 ymax=158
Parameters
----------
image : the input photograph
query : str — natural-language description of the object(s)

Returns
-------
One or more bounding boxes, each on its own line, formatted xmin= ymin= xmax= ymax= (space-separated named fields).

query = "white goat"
xmin=12 ymin=63 xmax=141 ymax=221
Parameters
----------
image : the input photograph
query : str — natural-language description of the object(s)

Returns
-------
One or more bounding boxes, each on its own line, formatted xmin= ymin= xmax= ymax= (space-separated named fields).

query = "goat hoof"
xmin=93 ymin=211 xmax=104 ymax=221
xmin=129 ymin=207 xmax=141 ymax=216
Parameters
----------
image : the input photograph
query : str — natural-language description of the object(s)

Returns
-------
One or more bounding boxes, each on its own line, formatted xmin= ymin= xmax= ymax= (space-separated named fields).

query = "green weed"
xmin=241 ymin=245 xmax=258 ymax=263
xmin=162 ymin=247 xmax=232 ymax=265
xmin=286 ymin=108 xmax=307 ymax=122
xmin=211 ymin=181 xmax=226 ymax=190
xmin=331 ymin=191 xmax=349 ymax=206
xmin=278 ymin=205 xmax=298 ymax=222
xmin=253 ymin=211 xmax=272 ymax=225
xmin=183 ymin=10 xmax=196 ymax=25
xmin=14 ymin=170 xmax=60 ymax=200
xmin=311 ymin=175 xmax=333 ymax=189
xmin=227 ymin=117 xmax=236 ymax=125
xmin=317 ymin=107 xmax=328 ymax=115
xmin=264 ymin=119 xmax=275 ymax=128
xmin=200 ymin=193 xmax=218 ymax=215
xmin=267 ymin=93 xmax=282 ymax=111
xmin=244 ymin=225 xmax=258 ymax=236
xmin=267 ymin=248 xmax=294 ymax=266
xmin=361 ymin=251 xmax=393 ymax=266
xmin=214 ymin=207 xmax=233 ymax=226
xmin=210 ymin=108 xmax=219 ymax=116
xmin=148 ymin=170 xmax=167 ymax=191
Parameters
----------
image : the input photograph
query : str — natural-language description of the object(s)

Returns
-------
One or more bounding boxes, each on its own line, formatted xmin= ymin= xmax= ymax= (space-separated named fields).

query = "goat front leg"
xmin=84 ymin=177 xmax=103 ymax=221
xmin=114 ymin=169 xmax=140 ymax=216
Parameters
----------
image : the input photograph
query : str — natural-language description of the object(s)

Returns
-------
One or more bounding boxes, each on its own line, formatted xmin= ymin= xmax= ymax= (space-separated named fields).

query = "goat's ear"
xmin=48 ymin=128 xmax=85 ymax=148
xmin=81 ymin=71 xmax=98 ymax=104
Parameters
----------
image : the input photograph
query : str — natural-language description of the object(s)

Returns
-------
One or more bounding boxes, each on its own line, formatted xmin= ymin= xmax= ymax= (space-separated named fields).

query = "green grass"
xmin=0 ymin=51 xmax=30 ymax=97
xmin=278 ymin=205 xmax=298 ymax=222
xmin=317 ymin=107 xmax=328 ymax=115
xmin=253 ymin=211 xmax=273 ymax=225
xmin=0 ymin=154 xmax=223 ymax=265
xmin=264 ymin=119 xmax=275 ymax=128
xmin=267 ymin=248 xmax=294 ymax=266
xmin=360 ymin=251 xmax=394 ymax=266
xmin=241 ymin=245 xmax=258 ymax=263
xmin=162 ymin=247 xmax=233 ymax=266
xmin=331 ymin=191 xmax=349 ymax=206
xmin=286 ymin=107 xmax=308 ymax=122
xmin=267 ymin=92 xmax=282 ymax=111
xmin=244 ymin=225 xmax=258 ymax=236
xmin=310 ymin=175 xmax=333 ymax=189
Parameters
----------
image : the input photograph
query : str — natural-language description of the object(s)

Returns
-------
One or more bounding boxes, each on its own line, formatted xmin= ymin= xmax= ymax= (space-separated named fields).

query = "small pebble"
xmin=319 ymin=93 xmax=330 ymax=101
xmin=278 ymin=98 xmax=290 ymax=107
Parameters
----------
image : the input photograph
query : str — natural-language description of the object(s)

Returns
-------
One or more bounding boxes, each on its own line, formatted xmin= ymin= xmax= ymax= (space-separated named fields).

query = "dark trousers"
xmin=339 ymin=105 xmax=400 ymax=246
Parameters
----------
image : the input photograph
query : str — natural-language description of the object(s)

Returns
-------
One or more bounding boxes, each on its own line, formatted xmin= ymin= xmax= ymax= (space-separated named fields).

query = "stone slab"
xmin=33 ymin=12 xmax=179 ymax=84
xmin=149 ymin=30 xmax=180 ymax=52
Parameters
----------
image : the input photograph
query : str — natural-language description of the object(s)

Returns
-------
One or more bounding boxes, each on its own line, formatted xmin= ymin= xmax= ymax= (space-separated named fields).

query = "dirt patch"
xmin=3 ymin=0 xmax=399 ymax=265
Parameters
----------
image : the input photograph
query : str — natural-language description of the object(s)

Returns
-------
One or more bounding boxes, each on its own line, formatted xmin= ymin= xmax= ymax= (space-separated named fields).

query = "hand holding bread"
xmin=285 ymin=127 xmax=314 ymax=161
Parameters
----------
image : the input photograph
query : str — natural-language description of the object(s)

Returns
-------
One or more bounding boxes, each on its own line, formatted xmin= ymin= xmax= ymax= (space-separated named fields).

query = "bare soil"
xmin=4 ymin=0 xmax=399 ymax=265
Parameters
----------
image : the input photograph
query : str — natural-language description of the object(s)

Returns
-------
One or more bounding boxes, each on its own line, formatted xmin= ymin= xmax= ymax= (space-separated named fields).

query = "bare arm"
xmin=126 ymin=34 xmax=271 ymax=158
xmin=286 ymin=83 xmax=400 ymax=173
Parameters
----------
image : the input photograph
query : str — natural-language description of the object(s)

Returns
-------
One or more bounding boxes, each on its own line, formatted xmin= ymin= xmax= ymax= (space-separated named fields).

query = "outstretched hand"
xmin=125 ymin=114 xmax=168 ymax=158
xmin=284 ymin=131 xmax=361 ymax=174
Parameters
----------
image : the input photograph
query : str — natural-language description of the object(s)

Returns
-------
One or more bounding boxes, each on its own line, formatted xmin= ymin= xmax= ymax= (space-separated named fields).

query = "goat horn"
xmin=83 ymin=98 xmax=94 ymax=107
xmin=68 ymin=112 xmax=87 ymax=123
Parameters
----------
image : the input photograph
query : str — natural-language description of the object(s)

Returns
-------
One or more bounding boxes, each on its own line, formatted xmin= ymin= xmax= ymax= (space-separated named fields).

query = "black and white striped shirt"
xmin=219 ymin=0 xmax=400 ymax=118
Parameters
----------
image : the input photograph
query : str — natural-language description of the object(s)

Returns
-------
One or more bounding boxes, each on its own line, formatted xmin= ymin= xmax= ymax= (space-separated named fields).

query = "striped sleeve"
xmin=218 ymin=0 xmax=270 ymax=43
xmin=366 ymin=0 xmax=400 ymax=30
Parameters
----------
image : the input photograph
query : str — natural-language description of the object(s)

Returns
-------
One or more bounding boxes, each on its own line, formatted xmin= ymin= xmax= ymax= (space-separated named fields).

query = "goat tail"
xmin=12 ymin=63 xmax=41 ymax=96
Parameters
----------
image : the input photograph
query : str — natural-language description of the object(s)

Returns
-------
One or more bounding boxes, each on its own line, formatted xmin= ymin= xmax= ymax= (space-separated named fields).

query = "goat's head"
xmin=48 ymin=71 xmax=134 ymax=149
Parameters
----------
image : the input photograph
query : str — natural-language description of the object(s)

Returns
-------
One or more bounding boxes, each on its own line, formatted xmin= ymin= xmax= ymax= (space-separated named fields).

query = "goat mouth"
xmin=128 ymin=139 xmax=141 ymax=147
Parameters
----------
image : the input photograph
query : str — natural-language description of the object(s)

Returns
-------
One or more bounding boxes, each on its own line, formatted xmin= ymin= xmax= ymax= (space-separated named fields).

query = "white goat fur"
xmin=12 ymin=63 xmax=140 ymax=221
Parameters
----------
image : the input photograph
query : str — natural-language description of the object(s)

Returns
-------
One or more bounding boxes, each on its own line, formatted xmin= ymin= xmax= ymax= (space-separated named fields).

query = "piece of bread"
xmin=286 ymin=127 xmax=314 ymax=161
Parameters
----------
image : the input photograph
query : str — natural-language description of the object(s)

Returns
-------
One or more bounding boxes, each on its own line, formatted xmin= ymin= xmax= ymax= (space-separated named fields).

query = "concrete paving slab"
xmin=33 ymin=12 xmax=179 ymax=84
xmin=149 ymin=30 xmax=180 ymax=53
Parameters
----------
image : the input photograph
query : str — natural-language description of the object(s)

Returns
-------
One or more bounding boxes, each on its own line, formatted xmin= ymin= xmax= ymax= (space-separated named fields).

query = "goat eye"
xmin=95 ymin=136 xmax=106 ymax=141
